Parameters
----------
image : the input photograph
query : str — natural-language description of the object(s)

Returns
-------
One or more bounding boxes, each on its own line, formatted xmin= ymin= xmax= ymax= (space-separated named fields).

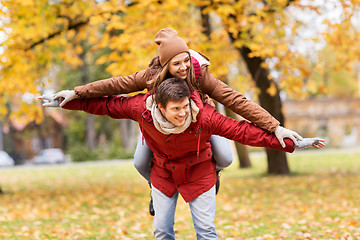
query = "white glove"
xmin=38 ymin=93 xmax=63 ymax=107
xmin=275 ymin=126 xmax=303 ymax=148
xmin=53 ymin=90 xmax=78 ymax=107
xmin=295 ymin=137 xmax=326 ymax=149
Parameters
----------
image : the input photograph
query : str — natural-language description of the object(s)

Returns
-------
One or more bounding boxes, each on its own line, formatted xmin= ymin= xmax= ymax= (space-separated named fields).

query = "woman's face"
xmin=168 ymin=52 xmax=191 ymax=79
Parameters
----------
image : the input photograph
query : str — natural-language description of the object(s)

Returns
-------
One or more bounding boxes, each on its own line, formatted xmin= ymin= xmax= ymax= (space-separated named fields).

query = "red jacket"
xmin=63 ymin=91 xmax=294 ymax=202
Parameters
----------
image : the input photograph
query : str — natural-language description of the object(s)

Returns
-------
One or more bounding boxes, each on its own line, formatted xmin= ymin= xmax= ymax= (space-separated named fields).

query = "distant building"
xmin=283 ymin=97 xmax=360 ymax=147
xmin=2 ymin=110 xmax=65 ymax=162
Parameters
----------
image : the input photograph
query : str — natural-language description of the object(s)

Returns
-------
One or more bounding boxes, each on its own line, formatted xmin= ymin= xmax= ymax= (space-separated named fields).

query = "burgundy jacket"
xmin=74 ymin=52 xmax=280 ymax=132
xmin=63 ymin=91 xmax=293 ymax=202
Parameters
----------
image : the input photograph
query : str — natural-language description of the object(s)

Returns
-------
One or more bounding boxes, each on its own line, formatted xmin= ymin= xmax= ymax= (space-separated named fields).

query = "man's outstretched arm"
xmin=206 ymin=106 xmax=324 ymax=152
xmin=40 ymin=92 xmax=142 ymax=121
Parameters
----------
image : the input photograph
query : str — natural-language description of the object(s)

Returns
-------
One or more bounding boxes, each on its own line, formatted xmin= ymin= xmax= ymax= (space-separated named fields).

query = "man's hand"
xmin=38 ymin=93 xmax=63 ymax=107
xmin=295 ymin=138 xmax=326 ymax=149
xmin=53 ymin=90 xmax=78 ymax=107
xmin=275 ymin=126 xmax=303 ymax=148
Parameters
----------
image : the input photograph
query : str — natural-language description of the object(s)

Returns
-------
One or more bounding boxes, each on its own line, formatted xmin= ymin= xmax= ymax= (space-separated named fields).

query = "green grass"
xmin=0 ymin=150 xmax=359 ymax=239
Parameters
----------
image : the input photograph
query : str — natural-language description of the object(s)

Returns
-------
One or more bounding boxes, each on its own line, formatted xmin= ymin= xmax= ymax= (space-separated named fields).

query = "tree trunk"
xmin=86 ymin=115 xmax=96 ymax=150
xmin=0 ymin=121 xmax=3 ymax=151
xmin=239 ymin=47 xmax=289 ymax=174
xmin=80 ymin=49 xmax=96 ymax=150
xmin=224 ymin=108 xmax=251 ymax=168
xmin=200 ymin=7 xmax=251 ymax=168
xmin=36 ymin=121 xmax=46 ymax=150
xmin=119 ymin=119 xmax=137 ymax=151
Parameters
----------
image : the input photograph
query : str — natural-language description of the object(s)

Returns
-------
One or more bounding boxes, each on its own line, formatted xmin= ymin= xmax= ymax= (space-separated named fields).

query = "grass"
xmin=0 ymin=149 xmax=359 ymax=239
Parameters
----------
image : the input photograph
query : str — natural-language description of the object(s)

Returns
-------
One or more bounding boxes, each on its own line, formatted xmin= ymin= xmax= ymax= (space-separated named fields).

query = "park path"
xmin=1 ymin=146 xmax=359 ymax=172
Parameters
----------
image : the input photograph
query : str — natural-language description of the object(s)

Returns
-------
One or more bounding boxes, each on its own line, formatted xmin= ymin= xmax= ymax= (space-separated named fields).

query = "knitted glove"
xmin=38 ymin=93 xmax=63 ymax=107
xmin=295 ymin=137 xmax=326 ymax=149
xmin=275 ymin=126 xmax=303 ymax=148
xmin=53 ymin=90 xmax=78 ymax=107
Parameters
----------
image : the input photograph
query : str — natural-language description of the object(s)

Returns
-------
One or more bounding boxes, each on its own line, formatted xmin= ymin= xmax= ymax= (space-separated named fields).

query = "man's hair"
xmin=155 ymin=77 xmax=191 ymax=108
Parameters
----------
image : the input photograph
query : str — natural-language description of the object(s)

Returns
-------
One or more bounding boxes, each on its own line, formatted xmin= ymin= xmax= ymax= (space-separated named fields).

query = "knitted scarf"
xmin=146 ymin=95 xmax=199 ymax=135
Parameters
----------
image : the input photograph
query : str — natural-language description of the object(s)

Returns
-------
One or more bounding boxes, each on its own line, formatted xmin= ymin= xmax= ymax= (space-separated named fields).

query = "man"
xmin=41 ymin=78 xmax=324 ymax=239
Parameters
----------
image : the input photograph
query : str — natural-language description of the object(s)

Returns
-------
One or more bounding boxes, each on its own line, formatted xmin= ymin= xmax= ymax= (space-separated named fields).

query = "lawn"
xmin=0 ymin=149 xmax=359 ymax=239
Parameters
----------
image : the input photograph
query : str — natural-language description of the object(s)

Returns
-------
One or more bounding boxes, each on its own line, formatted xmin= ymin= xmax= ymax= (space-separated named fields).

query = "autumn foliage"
xmin=0 ymin=0 xmax=359 ymax=125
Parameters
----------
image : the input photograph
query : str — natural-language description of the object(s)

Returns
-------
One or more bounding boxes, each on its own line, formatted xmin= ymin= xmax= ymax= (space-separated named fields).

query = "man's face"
xmin=158 ymin=98 xmax=190 ymax=127
xmin=168 ymin=52 xmax=191 ymax=80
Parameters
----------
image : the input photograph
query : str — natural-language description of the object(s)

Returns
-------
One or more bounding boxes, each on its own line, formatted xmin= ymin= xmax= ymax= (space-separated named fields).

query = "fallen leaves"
xmin=0 ymin=151 xmax=359 ymax=239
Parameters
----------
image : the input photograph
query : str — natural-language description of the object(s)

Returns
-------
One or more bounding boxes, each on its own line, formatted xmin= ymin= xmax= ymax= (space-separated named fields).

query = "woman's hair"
xmin=155 ymin=77 xmax=191 ymax=108
xmin=146 ymin=53 xmax=203 ymax=99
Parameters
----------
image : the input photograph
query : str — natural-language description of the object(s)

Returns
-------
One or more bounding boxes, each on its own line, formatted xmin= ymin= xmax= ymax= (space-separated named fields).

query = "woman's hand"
xmin=38 ymin=93 xmax=63 ymax=107
xmin=53 ymin=90 xmax=78 ymax=107
xmin=275 ymin=126 xmax=303 ymax=148
xmin=295 ymin=138 xmax=326 ymax=149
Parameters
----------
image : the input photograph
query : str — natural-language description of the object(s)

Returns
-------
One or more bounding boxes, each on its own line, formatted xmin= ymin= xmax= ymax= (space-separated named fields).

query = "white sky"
xmin=287 ymin=0 xmax=359 ymax=56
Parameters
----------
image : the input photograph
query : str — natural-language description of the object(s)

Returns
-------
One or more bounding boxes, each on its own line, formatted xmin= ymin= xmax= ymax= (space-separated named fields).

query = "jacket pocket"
xmin=152 ymin=164 xmax=171 ymax=179
xmin=185 ymin=147 xmax=213 ymax=167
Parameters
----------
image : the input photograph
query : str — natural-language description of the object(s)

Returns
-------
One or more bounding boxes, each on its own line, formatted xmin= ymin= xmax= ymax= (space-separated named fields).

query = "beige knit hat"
xmin=154 ymin=28 xmax=190 ymax=66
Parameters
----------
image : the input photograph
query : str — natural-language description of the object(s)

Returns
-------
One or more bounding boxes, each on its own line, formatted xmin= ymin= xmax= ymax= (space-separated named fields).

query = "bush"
xmin=68 ymin=144 xmax=134 ymax=162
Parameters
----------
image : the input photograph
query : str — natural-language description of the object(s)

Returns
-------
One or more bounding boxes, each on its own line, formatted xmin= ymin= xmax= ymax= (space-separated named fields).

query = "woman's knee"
xmin=210 ymin=135 xmax=233 ymax=168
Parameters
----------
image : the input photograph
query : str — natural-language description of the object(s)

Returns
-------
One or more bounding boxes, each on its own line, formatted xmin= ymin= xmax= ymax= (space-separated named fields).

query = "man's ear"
xmin=158 ymin=103 xmax=165 ymax=114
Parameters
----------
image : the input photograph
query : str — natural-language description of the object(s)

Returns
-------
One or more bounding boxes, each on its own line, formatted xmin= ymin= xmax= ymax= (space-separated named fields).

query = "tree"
xmin=197 ymin=0 xmax=360 ymax=174
xmin=200 ymin=7 xmax=251 ymax=168
xmin=1 ymin=0 xmax=359 ymax=170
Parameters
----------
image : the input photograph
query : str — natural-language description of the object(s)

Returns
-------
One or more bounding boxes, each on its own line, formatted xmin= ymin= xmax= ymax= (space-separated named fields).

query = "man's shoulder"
xmin=113 ymin=93 xmax=147 ymax=114
xmin=199 ymin=103 xmax=217 ymax=124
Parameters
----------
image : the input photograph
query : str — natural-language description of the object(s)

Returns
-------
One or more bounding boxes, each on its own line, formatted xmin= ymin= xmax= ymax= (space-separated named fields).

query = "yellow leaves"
xmin=1 ymin=153 xmax=360 ymax=238
xmin=0 ymin=98 xmax=8 ymax=117
xmin=306 ymin=80 xmax=318 ymax=95
xmin=19 ymin=0 xmax=35 ymax=7
xmin=266 ymin=81 xmax=278 ymax=96
xmin=1 ymin=0 xmax=359 ymax=122
xmin=216 ymin=4 xmax=236 ymax=17
xmin=95 ymin=55 xmax=108 ymax=65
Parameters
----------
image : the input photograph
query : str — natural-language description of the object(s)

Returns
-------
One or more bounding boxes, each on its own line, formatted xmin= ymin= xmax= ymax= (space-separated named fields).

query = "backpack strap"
xmin=192 ymin=56 xmax=201 ymax=81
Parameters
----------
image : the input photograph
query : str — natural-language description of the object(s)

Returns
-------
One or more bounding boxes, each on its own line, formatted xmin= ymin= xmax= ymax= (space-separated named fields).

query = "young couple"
xmin=41 ymin=28 xmax=325 ymax=239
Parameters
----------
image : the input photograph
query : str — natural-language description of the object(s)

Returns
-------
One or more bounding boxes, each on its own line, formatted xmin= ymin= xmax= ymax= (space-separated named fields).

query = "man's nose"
xmin=179 ymin=109 xmax=186 ymax=116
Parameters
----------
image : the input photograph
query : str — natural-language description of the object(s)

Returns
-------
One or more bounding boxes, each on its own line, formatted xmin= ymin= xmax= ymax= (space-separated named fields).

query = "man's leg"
xmin=152 ymin=186 xmax=178 ymax=240
xmin=189 ymin=185 xmax=218 ymax=240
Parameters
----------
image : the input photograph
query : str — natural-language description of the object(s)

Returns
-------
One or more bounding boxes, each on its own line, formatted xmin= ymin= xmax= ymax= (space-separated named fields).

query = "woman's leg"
xmin=133 ymin=132 xmax=156 ymax=216
xmin=133 ymin=132 xmax=153 ymax=182
xmin=210 ymin=135 xmax=233 ymax=170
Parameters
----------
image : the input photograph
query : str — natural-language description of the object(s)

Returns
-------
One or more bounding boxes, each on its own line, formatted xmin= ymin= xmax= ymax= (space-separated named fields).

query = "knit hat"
xmin=154 ymin=28 xmax=190 ymax=66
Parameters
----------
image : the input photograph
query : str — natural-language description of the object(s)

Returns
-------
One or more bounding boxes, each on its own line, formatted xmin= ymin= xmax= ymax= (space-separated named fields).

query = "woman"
xmin=52 ymin=28 xmax=302 ymax=213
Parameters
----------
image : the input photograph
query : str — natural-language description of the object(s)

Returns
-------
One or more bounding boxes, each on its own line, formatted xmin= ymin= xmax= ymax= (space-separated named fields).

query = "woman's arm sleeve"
xmin=74 ymin=69 xmax=149 ymax=98
xmin=199 ymin=66 xmax=280 ymax=132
